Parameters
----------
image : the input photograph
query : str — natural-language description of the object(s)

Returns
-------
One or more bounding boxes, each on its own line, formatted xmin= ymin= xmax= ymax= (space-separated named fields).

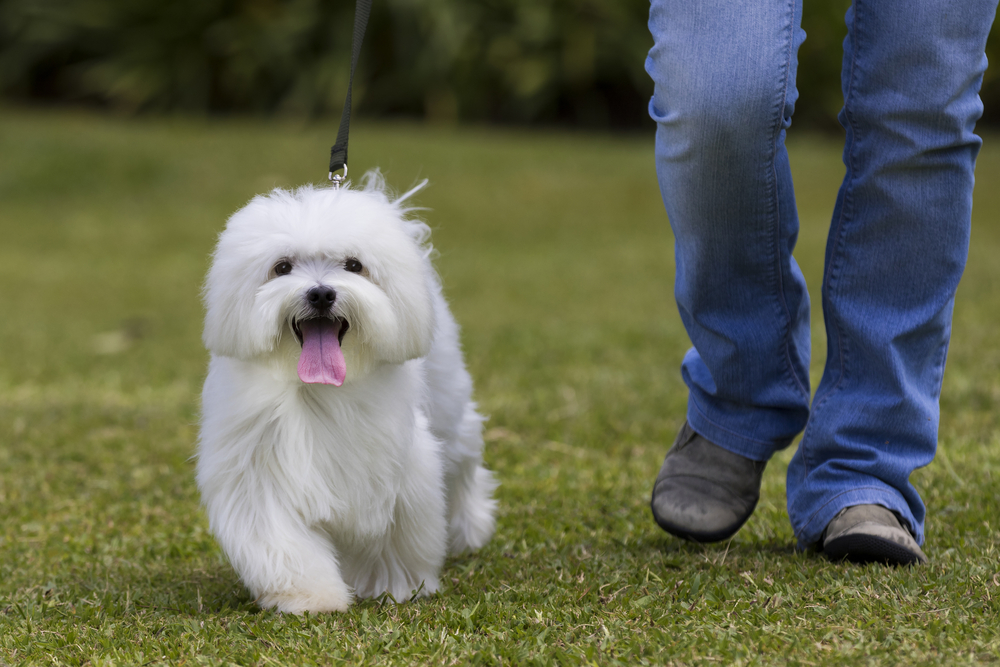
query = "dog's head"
xmin=203 ymin=173 xmax=435 ymax=385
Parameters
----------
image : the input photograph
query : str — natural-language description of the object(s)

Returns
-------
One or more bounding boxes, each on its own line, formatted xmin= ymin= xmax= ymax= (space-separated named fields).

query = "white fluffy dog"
xmin=196 ymin=174 xmax=497 ymax=613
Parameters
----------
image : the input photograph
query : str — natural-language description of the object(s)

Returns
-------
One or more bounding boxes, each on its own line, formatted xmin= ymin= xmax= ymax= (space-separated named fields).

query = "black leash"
xmin=329 ymin=0 xmax=373 ymax=188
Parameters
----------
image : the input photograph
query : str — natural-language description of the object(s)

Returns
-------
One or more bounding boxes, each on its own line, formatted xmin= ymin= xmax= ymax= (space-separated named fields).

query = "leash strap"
xmin=329 ymin=0 xmax=372 ymax=187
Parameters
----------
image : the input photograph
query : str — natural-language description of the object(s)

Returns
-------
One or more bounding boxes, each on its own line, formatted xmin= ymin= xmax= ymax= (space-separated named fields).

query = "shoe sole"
xmin=824 ymin=533 xmax=925 ymax=566
xmin=651 ymin=499 xmax=757 ymax=544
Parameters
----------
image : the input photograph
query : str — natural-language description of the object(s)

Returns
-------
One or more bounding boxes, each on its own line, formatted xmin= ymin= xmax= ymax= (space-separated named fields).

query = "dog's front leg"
xmin=346 ymin=425 xmax=448 ymax=602
xmin=443 ymin=404 xmax=499 ymax=555
xmin=207 ymin=492 xmax=353 ymax=614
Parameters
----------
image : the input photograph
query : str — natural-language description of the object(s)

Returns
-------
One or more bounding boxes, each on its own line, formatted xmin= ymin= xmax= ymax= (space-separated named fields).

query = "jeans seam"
xmin=769 ymin=0 xmax=810 ymax=403
xmin=932 ymin=306 xmax=953 ymax=397
xmin=801 ymin=2 xmax=862 ymax=476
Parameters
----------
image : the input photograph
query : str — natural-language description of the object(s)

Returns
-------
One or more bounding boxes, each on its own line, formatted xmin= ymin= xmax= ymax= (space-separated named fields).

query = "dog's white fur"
xmin=197 ymin=173 xmax=497 ymax=613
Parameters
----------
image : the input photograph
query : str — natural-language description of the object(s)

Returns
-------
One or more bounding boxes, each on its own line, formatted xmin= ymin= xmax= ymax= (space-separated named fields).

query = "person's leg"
xmin=787 ymin=0 xmax=999 ymax=552
xmin=646 ymin=0 xmax=809 ymax=541
xmin=647 ymin=0 xmax=811 ymax=463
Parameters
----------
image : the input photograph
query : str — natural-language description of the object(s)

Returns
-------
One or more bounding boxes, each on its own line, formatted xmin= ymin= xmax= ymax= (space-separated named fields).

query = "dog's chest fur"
xmin=200 ymin=355 xmax=429 ymax=540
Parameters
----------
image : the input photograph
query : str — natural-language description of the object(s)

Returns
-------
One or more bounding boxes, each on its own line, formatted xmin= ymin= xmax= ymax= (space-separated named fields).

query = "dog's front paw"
xmin=256 ymin=579 xmax=354 ymax=614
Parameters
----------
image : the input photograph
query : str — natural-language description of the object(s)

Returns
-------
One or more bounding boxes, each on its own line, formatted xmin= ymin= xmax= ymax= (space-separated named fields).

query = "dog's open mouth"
xmin=291 ymin=317 xmax=350 ymax=386
xmin=291 ymin=317 xmax=349 ymax=347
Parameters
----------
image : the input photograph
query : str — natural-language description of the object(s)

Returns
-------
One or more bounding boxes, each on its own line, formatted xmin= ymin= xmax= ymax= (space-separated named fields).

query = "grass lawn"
xmin=1 ymin=107 xmax=999 ymax=666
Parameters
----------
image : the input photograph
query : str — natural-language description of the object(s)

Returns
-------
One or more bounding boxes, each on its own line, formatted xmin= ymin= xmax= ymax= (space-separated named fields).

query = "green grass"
xmin=1 ymin=107 xmax=999 ymax=666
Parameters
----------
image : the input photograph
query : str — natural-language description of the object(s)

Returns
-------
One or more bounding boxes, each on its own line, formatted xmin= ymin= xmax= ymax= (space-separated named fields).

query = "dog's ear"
xmin=387 ymin=269 xmax=437 ymax=363
xmin=391 ymin=224 xmax=438 ymax=362
xmin=358 ymin=226 xmax=437 ymax=366
xmin=202 ymin=200 xmax=279 ymax=359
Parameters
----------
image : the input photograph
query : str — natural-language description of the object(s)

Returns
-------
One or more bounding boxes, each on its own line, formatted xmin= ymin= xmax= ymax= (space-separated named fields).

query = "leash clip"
xmin=329 ymin=164 xmax=348 ymax=190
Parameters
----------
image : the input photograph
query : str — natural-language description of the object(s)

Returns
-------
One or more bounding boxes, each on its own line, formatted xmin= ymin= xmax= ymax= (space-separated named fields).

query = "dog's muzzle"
xmin=292 ymin=285 xmax=350 ymax=346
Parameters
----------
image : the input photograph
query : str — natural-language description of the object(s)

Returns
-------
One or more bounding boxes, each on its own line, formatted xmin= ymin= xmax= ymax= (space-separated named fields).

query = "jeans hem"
xmin=686 ymin=399 xmax=791 ymax=462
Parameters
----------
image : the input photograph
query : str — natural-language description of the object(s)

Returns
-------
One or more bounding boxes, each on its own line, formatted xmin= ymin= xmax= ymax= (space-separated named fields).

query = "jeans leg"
xmin=647 ymin=0 xmax=810 ymax=461
xmin=787 ymin=0 xmax=999 ymax=548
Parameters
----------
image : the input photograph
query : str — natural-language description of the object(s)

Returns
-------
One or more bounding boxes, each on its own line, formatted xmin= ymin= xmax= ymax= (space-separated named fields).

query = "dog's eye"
xmin=345 ymin=258 xmax=363 ymax=273
xmin=273 ymin=260 xmax=293 ymax=276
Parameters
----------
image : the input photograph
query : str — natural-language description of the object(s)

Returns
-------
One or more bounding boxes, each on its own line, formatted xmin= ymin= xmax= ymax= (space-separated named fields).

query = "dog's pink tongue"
xmin=297 ymin=319 xmax=346 ymax=386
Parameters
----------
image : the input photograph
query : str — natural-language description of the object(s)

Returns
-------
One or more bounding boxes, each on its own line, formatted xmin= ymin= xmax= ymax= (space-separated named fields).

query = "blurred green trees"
xmin=0 ymin=0 xmax=997 ymax=128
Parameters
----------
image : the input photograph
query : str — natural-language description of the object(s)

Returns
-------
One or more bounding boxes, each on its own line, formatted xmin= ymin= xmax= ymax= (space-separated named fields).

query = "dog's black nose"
xmin=306 ymin=286 xmax=337 ymax=311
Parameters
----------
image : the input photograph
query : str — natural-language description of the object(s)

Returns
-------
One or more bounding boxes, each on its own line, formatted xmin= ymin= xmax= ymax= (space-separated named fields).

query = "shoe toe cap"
xmin=651 ymin=476 xmax=754 ymax=542
xmin=822 ymin=505 xmax=929 ymax=565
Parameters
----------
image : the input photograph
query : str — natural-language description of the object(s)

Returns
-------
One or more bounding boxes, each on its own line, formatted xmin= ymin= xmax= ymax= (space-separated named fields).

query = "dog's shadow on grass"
xmin=151 ymin=540 xmax=805 ymax=617
xmin=154 ymin=563 xmax=259 ymax=616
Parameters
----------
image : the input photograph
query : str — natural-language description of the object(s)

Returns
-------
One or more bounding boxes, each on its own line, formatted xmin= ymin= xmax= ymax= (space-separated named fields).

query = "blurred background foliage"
xmin=0 ymin=0 xmax=998 ymax=130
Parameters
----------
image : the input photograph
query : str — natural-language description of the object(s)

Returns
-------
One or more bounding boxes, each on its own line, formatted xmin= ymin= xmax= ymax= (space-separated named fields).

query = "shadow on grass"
xmin=122 ymin=561 xmax=258 ymax=616
xmin=640 ymin=533 xmax=801 ymax=563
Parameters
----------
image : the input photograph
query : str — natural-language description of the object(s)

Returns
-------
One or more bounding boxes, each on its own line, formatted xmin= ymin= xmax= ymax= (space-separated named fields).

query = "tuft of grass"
xmin=1 ymin=107 xmax=999 ymax=665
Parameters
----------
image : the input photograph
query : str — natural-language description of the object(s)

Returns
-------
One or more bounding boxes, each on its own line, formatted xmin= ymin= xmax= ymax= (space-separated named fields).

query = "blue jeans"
xmin=647 ymin=0 xmax=998 ymax=547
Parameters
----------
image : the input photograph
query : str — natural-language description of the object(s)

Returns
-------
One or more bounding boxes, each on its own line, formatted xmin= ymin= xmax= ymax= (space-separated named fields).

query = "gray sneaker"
xmin=650 ymin=421 xmax=766 ymax=543
xmin=822 ymin=504 xmax=928 ymax=565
